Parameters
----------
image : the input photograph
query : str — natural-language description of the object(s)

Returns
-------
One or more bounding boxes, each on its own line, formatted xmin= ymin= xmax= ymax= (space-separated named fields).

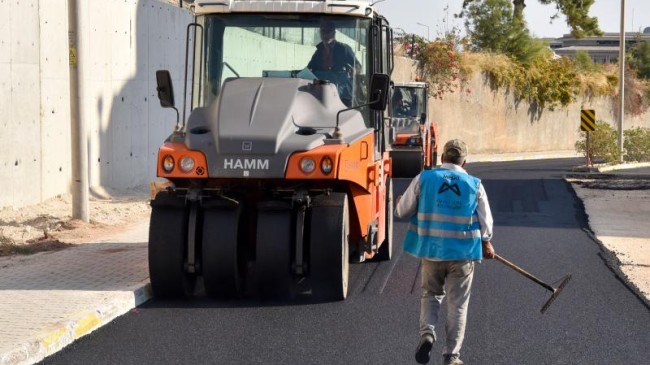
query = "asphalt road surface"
xmin=41 ymin=158 xmax=650 ymax=365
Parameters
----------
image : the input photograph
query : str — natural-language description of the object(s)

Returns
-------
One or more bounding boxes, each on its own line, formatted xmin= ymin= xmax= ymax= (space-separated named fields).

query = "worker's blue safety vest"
xmin=403 ymin=168 xmax=483 ymax=260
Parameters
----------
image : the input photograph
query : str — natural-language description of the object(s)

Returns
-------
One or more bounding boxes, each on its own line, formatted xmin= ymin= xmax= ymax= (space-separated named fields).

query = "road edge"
xmin=565 ymin=180 xmax=650 ymax=311
xmin=0 ymin=283 xmax=152 ymax=365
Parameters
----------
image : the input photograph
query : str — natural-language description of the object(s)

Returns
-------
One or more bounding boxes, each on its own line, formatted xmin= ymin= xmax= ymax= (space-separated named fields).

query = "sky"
xmin=373 ymin=0 xmax=650 ymax=39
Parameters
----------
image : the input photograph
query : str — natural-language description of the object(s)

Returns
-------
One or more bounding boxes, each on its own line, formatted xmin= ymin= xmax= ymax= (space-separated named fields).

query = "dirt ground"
xmin=0 ymin=192 xmax=151 ymax=256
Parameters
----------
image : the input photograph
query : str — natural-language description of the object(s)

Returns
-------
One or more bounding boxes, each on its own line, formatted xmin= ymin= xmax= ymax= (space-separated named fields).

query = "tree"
xmin=628 ymin=41 xmax=650 ymax=80
xmin=464 ymin=0 xmax=517 ymax=53
xmin=460 ymin=0 xmax=602 ymax=38
xmin=464 ymin=0 xmax=548 ymax=65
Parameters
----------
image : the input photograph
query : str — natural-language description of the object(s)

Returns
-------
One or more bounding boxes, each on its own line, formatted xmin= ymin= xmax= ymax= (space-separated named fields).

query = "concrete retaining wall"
xmin=1 ymin=0 xmax=54 ymax=209
xmin=0 ymin=0 xmax=190 ymax=209
xmin=392 ymin=56 xmax=650 ymax=156
xmin=83 ymin=0 xmax=190 ymax=191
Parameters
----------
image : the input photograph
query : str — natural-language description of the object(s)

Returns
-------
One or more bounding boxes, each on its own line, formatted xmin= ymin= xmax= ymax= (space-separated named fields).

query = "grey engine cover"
xmin=184 ymin=77 xmax=372 ymax=178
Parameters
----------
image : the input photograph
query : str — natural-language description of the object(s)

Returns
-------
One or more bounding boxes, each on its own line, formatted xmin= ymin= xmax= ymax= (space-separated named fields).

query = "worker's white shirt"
xmin=395 ymin=163 xmax=494 ymax=242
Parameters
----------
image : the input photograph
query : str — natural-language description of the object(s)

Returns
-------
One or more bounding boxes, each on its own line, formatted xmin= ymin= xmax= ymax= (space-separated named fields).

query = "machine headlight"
xmin=407 ymin=136 xmax=421 ymax=145
xmin=179 ymin=156 xmax=195 ymax=172
xmin=321 ymin=157 xmax=333 ymax=174
xmin=162 ymin=155 xmax=175 ymax=172
xmin=300 ymin=158 xmax=316 ymax=174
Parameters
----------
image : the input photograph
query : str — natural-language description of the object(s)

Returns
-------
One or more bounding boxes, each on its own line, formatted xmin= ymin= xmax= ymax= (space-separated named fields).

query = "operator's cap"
xmin=443 ymin=139 xmax=468 ymax=158
xmin=320 ymin=19 xmax=335 ymax=32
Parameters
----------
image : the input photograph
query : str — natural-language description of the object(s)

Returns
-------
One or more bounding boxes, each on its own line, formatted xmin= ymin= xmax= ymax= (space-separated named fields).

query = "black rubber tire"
xmin=148 ymin=195 xmax=196 ymax=299
xmin=202 ymin=200 xmax=243 ymax=299
xmin=256 ymin=201 xmax=294 ymax=299
xmin=375 ymin=177 xmax=393 ymax=261
xmin=310 ymin=193 xmax=350 ymax=301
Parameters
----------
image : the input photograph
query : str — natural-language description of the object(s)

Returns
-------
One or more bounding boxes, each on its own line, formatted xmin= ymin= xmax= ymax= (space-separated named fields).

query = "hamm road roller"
xmin=389 ymin=81 xmax=438 ymax=177
xmin=149 ymin=0 xmax=395 ymax=301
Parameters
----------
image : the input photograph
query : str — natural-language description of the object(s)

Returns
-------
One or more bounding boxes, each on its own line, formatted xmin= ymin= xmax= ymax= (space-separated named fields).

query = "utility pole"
xmin=67 ymin=0 xmax=89 ymax=222
xmin=618 ymin=0 xmax=625 ymax=163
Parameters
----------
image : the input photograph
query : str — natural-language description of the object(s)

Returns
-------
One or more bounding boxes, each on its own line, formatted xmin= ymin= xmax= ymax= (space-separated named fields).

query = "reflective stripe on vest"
xmin=407 ymin=223 xmax=481 ymax=240
xmin=417 ymin=212 xmax=480 ymax=225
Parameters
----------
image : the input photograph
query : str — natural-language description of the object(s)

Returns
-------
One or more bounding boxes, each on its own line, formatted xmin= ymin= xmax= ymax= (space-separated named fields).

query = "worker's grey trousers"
xmin=419 ymin=260 xmax=475 ymax=356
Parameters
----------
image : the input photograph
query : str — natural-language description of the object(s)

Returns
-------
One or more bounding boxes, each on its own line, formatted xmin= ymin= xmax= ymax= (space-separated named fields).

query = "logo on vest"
xmin=438 ymin=182 xmax=461 ymax=196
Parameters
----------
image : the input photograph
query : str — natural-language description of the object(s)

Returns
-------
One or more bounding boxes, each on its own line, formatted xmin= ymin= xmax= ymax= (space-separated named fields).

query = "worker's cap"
xmin=443 ymin=139 xmax=468 ymax=158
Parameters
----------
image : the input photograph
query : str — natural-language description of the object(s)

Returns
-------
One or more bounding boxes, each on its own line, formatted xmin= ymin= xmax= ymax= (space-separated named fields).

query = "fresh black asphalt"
xmin=41 ymin=158 xmax=650 ymax=364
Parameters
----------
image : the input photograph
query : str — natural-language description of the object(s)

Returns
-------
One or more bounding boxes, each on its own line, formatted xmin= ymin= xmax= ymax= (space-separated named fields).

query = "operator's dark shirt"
xmin=307 ymin=41 xmax=356 ymax=72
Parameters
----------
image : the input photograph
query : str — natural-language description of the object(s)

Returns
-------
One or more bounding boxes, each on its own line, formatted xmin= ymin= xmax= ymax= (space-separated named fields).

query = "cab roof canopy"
xmin=394 ymin=81 xmax=428 ymax=88
xmin=188 ymin=0 xmax=380 ymax=18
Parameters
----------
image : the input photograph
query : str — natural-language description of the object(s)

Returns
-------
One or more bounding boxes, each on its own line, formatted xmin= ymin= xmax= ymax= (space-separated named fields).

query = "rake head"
xmin=540 ymin=274 xmax=572 ymax=314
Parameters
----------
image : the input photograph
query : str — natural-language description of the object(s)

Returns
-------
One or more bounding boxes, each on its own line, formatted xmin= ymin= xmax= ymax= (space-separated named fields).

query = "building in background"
xmin=550 ymin=28 xmax=650 ymax=63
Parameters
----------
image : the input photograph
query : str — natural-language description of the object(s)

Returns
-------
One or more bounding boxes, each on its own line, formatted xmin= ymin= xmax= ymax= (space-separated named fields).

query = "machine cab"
xmin=186 ymin=1 xmax=393 ymax=129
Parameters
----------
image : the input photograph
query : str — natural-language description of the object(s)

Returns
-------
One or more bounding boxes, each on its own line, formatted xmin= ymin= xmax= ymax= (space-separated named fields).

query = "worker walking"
xmin=395 ymin=139 xmax=495 ymax=365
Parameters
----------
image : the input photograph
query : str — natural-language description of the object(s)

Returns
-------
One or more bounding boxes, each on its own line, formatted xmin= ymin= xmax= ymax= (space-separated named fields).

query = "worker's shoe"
xmin=415 ymin=333 xmax=435 ymax=364
xmin=443 ymin=354 xmax=464 ymax=365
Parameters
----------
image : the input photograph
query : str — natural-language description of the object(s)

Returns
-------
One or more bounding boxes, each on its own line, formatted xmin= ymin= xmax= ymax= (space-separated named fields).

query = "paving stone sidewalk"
xmin=0 ymin=222 xmax=151 ymax=365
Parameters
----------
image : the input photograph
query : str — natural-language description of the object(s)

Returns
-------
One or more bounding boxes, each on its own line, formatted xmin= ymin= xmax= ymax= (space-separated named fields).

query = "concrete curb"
xmin=571 ymin=161 xmax=650 ymax=173
xmin=0 ymin=284 xmax=152 ymax=365
xmin=470 ymin=150 xmax=581 ymax=163
xmin=596 ymin=162 xmax=650 ymax=172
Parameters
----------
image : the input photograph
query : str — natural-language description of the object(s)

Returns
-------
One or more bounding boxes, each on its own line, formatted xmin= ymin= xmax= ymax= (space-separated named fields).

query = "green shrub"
xmin=519 ymin=56 xmax=578 ymax=110
xmin=574 ymin=51 xmax=599 ymax=73
xmin=417 ymin=42 xmax=638 ymax=115
xmin=624 ymin=127 xmax=650 ymax=162
xmin=575 ymin=121 xmax=620 ymax=163
xmin=576 ymin=124 xmax=650 ymax=163
xmin=472 ymin=52 xmax=524 ymax=93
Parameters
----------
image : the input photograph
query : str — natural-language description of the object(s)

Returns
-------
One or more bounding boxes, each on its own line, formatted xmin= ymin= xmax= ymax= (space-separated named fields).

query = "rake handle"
xmin=494 ymin=254 xmax=555 ymax=292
